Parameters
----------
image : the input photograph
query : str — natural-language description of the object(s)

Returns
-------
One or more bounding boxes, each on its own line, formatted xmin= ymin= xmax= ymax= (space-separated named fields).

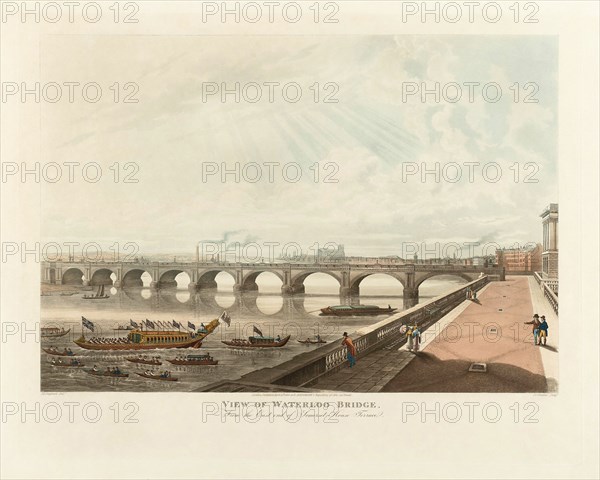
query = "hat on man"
xmin=533 ymin=314 xmax=539 ymax=318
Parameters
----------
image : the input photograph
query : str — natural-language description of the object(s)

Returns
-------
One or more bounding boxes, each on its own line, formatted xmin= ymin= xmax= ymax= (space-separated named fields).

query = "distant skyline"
xmin=40 ymin=35 xmax=558 ymax=255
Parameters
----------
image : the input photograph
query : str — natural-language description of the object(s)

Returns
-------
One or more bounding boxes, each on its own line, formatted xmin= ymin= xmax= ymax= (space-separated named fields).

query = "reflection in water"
xmin=41 ymin=276 xmax=467 ymax=392
xmin=140 ymin=289 xmax=152 ymax=300
xmin=175 ymin=290 xmax=190 ymax=303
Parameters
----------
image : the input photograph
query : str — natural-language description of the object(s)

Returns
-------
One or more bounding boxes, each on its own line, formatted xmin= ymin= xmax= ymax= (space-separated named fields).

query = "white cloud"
xmin=40 ymin=35 xmax=558 ymax=255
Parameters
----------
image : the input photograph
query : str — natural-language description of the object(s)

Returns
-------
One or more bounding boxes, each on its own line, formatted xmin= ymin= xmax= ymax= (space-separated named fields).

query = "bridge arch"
xmin=196 ymin=269 xmax=237 ymax=291
xmin=290 ymin=271 xmax=342 ymax=295
xmin=90 ymin=268 xmax=116 ymax=286
xmin=61 ymin=267 xmax=84 ymax=285
xmin=158 ymin=269 xmax=192 ymax=289
xmin=348 ymin=272 xmax=406 ymax=296
xmin=414 ymin=272 xmax=476 ymax=290
xmin=241 ymin=270 xmax=284 ymax=293
xmin=122 ymin=268 xmax=152 ymax=287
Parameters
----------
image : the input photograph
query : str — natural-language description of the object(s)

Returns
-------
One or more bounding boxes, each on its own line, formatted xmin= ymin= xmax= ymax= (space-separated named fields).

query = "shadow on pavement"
xmin=382 ymin=354 xmax=548 ymax=393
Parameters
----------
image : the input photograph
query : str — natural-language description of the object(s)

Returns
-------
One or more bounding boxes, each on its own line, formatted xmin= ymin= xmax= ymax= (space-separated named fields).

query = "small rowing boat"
xmin=83 ymin=284 xmax=109 ymax=300
xmin=126 ymin=357 xmax=162 ymax=366
xmin=85 ymin=369 xmax=129 ymax=378
xmin=49 ymin=360 xmax=85 ymax=367
xmin=167 ymin=354 xmax=218 ymax=366
xmin=136 ymin=372 xmax=178 ymax=382
xmin=41 ymin=327 xmax=71 ymax=338
xmin=42 ymin=347 xmax=76 ymax=356
xmin=297 ymin=338 xmax=327 ymax=345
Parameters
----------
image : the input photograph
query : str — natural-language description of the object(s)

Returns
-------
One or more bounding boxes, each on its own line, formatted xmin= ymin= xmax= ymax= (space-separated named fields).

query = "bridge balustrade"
xmin=534 ymin=272 xmax=559 ymax=314
xmin=241 ymin=276 xmax=490 ymax=388
xmin=543 ymin=283 xmax=559 ymax=314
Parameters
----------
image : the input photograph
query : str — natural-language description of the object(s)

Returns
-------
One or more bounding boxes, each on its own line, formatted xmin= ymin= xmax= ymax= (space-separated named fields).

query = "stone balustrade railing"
xmin=241 ymin=276 xmax=490 ymax=388
xmin=534 ymin=272 xmax=559 ymax=314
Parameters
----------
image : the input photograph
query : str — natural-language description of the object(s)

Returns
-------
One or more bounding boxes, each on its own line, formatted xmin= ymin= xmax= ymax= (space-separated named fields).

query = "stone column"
xmin=150 ymin=266 xmax=160 ymax=289
xmin=403 ymin=286 xmax=419 ymax=307
xmin=113 ymin=265 xmax=122 ymax=288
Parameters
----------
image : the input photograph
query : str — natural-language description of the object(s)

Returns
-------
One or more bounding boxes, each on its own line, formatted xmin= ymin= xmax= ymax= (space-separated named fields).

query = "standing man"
xmin=524 ymin=314 xmax=541 ymax=345
xmin=342 ymin=332 xmax=357 ymax=368
xmin=538 ymin=316 xmax=549 ymax=346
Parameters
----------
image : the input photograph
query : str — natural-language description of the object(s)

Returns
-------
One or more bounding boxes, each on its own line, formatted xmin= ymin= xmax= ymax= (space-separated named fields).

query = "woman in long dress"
xmin=412 ymin=326 xmax=421 ymax=353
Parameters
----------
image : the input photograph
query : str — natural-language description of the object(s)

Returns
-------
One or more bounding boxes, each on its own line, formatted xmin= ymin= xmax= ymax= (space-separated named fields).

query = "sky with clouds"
xmin=40 ymin=34 xmax=558 ymax=257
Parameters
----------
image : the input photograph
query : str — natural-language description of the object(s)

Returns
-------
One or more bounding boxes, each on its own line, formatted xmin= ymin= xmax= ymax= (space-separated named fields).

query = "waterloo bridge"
xmin=41 ymin=260 xmax=505 ymax=304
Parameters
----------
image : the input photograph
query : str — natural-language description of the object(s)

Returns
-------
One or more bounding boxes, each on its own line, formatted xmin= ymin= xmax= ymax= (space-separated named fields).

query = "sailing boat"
xmin=83 ymin=284 xmax=110 ymax=300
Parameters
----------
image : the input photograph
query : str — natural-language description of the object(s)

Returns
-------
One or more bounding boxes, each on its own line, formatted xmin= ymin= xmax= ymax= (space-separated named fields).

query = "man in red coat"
xmin=342 ymin=332 xmax=357 ymax=368
xmin=524 ymin=314 xmax=541 ymax=345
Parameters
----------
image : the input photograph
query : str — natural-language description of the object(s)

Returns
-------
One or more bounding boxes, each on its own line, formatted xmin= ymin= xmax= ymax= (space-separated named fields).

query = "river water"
xmin=40 ymin=275 xmax=467 ymax=392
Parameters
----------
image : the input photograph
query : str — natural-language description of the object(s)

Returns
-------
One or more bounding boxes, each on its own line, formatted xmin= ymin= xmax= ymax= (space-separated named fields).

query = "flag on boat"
xmin=145 ymin=319 xmax=155 ymax=329
xmin=130 ymin=319 xmax=139 ymax=329
xmin=188 ymin=321 xmax=196 ymax=331
xmin=157 ymin=320 xmax=166 ymax=330
xmin=81 ymin=316 xmax=95 ymax=332
xmin=218 ymin=311 xmax=231 ymax=327
xmin=253 ymin=325 xmax=263 ymax=337
xmin=172 ymin=320 xmax=181 ymax=330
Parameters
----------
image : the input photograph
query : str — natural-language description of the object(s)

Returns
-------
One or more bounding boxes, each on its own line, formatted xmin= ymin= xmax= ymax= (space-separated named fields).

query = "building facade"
xmin=496 ymin=244 xmax=542 ymax=273
xmin=540 ymin=203 xmax=559 ymax=279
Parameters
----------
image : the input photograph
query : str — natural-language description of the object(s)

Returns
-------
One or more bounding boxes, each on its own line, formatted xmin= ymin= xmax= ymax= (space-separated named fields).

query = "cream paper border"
xmin=1 ymin=1 xmax=598 ymax=479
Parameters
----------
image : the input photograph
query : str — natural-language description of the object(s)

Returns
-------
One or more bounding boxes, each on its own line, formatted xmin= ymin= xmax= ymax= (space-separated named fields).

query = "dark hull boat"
xmin=83 ymin=284 xmax=109 ymax=300
xmin=167 ymin=354 xmax=218 ymax=366
xmin=222 ymin=335 xmax=291 ymax=349
xmin=49 ymin=361 xmax=85 ymax=368
xmin=297 ymin=339 xmax=327 ymax=344
xmin=126 ymin=357 xmax=162 ymax=365
xmin=136 ymin=372 xmax=178 ymax=382
xmin=42 ymin=347 xmax=76 ymax=356
xmin=86 ymin=369 xmax=129 ymax=378
xmin=320 ymin=305 xmax=397 ymax=316
xmin=41 ymin=328 xmax=71 ymax=338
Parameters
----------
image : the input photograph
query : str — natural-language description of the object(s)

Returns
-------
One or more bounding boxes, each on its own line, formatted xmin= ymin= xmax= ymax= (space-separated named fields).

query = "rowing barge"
xmin=42 ymin=347 xmax=76 ymax=356
xmin=49 ymin=360 xmax=85 ymax=367
xmin=167 ymin=354 xmax=218 ymax=366
xmin=41 ymin=327 xmax=71 ymax=338
xmin=222 ymin=335 xmax=291 ymax=349
xmin=319 ymin=305 xmax=397 ymax=316
xmin=126 ymin=357 xmax=162 ymax=366
xmin=297 ymin=338 xmax=327 ymax=344
xmin=74 ymin=318 xmax=220 ymax=351
xmin=85 ymin=369 xmax=129 ymax=378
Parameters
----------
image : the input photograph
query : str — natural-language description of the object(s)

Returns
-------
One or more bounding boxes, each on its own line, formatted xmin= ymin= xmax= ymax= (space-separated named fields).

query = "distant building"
xmin=282 ymin=244 xmax=346 ymax=263
xmin=463 ymin=256 xmax=495 ymax=267
xmin=345 ymin=255 xmax=405 ymax=264
xmin=540 ymin=203 xmax=559 ymax=279
xmin=496 ymin=244 xmax=542 ymax=273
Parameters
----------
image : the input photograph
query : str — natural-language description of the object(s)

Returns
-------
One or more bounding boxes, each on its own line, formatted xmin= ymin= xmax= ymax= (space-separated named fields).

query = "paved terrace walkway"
xmin=312 ymin=276 xmax=558 ymax=393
